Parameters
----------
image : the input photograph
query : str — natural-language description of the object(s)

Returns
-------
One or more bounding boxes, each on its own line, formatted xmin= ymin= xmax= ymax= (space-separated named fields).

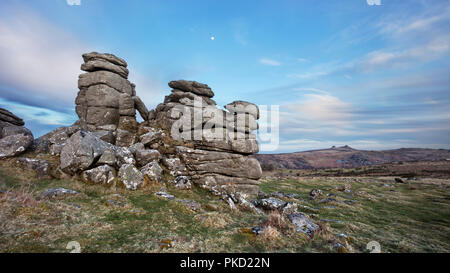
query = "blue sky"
xmin=0 ymin=0 xmax=449 ymax=153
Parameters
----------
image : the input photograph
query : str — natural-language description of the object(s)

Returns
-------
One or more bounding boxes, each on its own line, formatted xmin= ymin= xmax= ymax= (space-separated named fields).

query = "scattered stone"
xmin=337 ymin=184 xmax=352 ymax=192
xmin=251 ymin=227 xmax=265 ymax=235
xmin=281 ymin=202 xmax=298 ymax=214
xmin=286 ymin=213 xmax=319 ymax=238
xmin=16 ymin=158 xmax=51 ymax=176
xmin=118 ymin=164 xmax=144 ymax=190
xmin=395 ymin=178 xmax=405 ymax=183
xmin=155 ymin=191 xmax=175 ymax=200
xmin=235 ymin=193 xmax=265 ymax=215
xmin=82 ymin=165 xmax=116 ymax=185
xmin=140 ymin=161 xmax=163 ymax=183
xmin=309 ymin=189 xmax=323 ymax=200
xmin=106 ymin=194 xmax=128 ymax=207
xmin=226 ymin=197 xmax=237 ymax=210
xmin=41 ymin=188 xmax=79 ymax=199
xmin=162 ymin=157 xmax=187 ymax=176
xmin=177 ymin=199 xmax=201 ymax=211
xmin=172 ymin=176 xmax=192 ymax=190
xmin=259 ymin=197 xmax=287 ymax=210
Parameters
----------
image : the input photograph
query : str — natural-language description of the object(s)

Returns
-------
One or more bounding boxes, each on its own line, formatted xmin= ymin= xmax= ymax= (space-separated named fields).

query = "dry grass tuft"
xmin=264 ymin=211 xmax=292 ymax=232
xmin=261 ymin=225 xmax=282 ymax=241
xmin=0 ymin=184 xmax=39 ymax=208
xmin=194 ymin=212 xmax=231 ymax=228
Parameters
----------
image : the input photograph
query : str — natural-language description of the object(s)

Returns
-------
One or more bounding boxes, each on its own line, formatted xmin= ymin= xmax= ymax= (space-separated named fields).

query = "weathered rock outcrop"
xmin=0 ymin=108 xmax=33 ymax=158
xmin=2 ymin=52 xmax=263 ymax=201
xmin=75 ymin=52 xmax=148 ymax=147
xmin=152 ymin=80 xmax=262 ymax=197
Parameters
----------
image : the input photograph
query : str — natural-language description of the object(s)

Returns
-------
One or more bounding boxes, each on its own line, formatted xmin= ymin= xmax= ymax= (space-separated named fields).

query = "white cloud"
xmin=66 ymin=0 xmax=81 ymax=6
xmin=297 ymin=58 xmax=309 ymax=63
xmin=0 ymin=9 xmax=86 ymax=105
xmin=287 ymin=71 xmax=327 ymax=79
xmin=0 ymin=7 xmax=163 ymax=113
xmin=260 ymin=58 xmax=281 ymax=66
xmin=292 ymin=88 xmax=329 ymax=95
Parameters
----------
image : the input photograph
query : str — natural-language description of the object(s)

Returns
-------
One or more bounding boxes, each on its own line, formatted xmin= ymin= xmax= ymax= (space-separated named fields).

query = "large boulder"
xmin=81 ymin=59 xmax=129 ymax=79
xmin=0 ymin=134 xmax=34 ymax=158
xmin=118 ymin=164 xmax=145 ymax=190
xmin=82 ymin=52 xmax=128 ymax=68
xmin=0 ymin=108 xmax=25 ymax=126
xmin=176 ymin=146 xmax=262 ymax=180
xmin=168 ymin=80 xmax=215 ymax=98
xmin=225 ymin=101 xmax=260 ymax=120
xmin=79 ymin=71 xmax=133 ymax=95
xmin=0 ymin=108 xmax=33 ymax=158
xmin=140 ymin=161 xmax=163 ymax=182
xmin=60 ymin=130 xmax=114 ymax=174
xmin=82 ymin=165 xmax=116 ymax=185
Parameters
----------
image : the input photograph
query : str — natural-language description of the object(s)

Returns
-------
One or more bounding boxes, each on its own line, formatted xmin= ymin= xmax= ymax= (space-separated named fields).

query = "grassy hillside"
xmin=0 ymin=161 xmax=449 ymax=253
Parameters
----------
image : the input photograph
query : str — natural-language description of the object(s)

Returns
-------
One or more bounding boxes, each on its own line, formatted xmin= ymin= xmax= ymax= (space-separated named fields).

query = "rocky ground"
xmin=1 ymin=159 xmax=448 ymax=253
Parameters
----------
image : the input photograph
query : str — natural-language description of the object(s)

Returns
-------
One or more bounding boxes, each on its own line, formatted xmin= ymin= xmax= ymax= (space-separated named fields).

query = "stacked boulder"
xmin=1 ymin=53 xmax=263 ymax=201
xmin=152 ymin=80 xmax=262 ymax=198
xmin=75 ymin=52 xmax=149 ymax=147
xmin=0 ymin=108 xmax=33 ymax=158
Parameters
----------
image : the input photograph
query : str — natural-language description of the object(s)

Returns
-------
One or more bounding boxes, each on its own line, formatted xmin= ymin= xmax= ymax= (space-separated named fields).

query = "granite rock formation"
xmin=75 ymin=52 xmax=149 ymax=147
xmin=1 ymin=52 xmax=263 ymax=201
xmin=152 ymin=80 xmax=262 ymax=197
xmin=0 ymin=108 xmax=33 ymax=158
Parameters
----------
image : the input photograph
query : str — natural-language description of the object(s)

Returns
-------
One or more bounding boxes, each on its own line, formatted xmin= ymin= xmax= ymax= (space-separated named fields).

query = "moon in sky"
xmin=211 ymin=36 xmax=215 ymax=41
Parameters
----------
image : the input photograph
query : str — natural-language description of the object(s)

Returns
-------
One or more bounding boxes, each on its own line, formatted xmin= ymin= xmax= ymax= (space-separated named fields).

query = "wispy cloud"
xmin=259 ymin=58 xmax=281 ymax=66
xmin=66 ymin=0 xmax=81 ymax=6
xmin=0 ymin=8 xmax=86 ymax=107
xmin=287 ymin=71 xmax=327 ymax=79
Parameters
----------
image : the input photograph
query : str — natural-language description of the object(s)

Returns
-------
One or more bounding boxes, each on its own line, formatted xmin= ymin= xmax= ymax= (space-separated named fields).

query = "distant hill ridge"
xmin=255 ymin=146 xmax=450 ymax=170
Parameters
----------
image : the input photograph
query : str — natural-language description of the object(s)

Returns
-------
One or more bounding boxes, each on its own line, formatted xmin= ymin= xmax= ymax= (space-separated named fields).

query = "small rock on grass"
xmin=155 ymin=191 xmax=175 ymax=200
xmin=177 ymin=199 xmax=201 ymax=212
xmin=259 ymin=197 xmax=286 ymax=210
xmin=286 ymin=213 xmax=320 ymax=238
xmin=41 ymin=188 xmax=79 ymax=199
xmin=309 ymin=189 xmax=323 ymax=200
